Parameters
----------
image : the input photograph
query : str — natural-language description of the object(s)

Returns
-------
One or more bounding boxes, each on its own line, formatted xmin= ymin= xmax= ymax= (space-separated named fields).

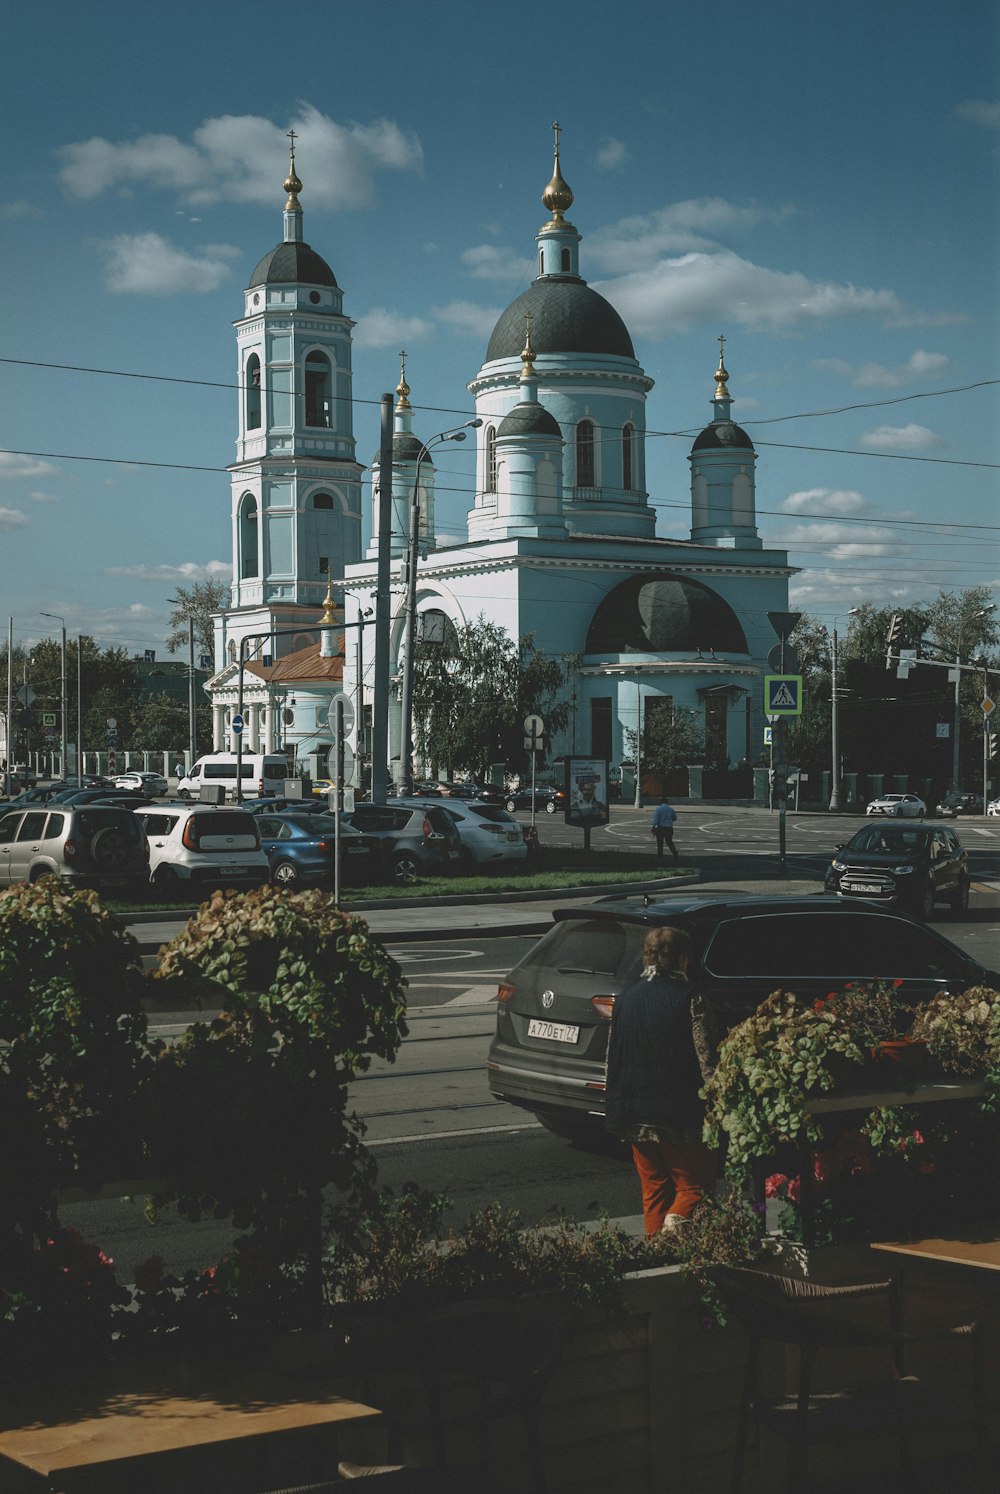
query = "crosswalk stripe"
xmin=444 ymin=985 xmax=498 ymax=1006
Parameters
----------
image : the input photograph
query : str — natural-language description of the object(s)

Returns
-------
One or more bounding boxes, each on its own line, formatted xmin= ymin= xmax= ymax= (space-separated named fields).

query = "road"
xmin=63 ymin=805 xmax=999 ymax=1277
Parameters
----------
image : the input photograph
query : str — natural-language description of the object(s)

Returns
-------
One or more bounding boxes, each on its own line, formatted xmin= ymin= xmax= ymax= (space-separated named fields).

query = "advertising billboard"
xmin=564 ymin=757 xmax=610 ymax=828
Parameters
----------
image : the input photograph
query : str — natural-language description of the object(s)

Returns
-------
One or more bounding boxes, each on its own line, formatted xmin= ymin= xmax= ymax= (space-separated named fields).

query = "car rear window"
xmin=347 ymin=808 xmax=409 ymax=832
xmin=76 ymin=809 xmax=144 ymax=843
xmin=520 ymin=918 xmax=642 ymax=979
xmin=44 ymin=813 xmax=66 ymax=838
xmin=702 ymin=911 xmax=964 ymax=982
xmin=189 ymin=811 xmax=260 ymax=849
xmin=467 ymin=806 xmax=518 ymax=825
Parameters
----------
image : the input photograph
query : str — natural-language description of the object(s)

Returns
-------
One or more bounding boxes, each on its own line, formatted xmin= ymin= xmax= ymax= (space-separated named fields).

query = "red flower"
xmin=785 ymin=1175 xmax=801 ymax=1203
xmin=764 ymin=1173 xmax=787 ymax=1199
xmin=892 ymin=979 xmax=904 ymax=988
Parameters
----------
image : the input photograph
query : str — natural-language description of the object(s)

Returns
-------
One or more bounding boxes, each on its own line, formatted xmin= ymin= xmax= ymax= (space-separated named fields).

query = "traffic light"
xmin=885 ymin=612 xmax=902 ymax=669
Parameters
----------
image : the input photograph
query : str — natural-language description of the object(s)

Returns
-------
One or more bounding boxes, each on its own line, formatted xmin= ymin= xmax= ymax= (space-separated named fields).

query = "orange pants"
xmin=631 ymin=1137 xmax=717 ymax=1236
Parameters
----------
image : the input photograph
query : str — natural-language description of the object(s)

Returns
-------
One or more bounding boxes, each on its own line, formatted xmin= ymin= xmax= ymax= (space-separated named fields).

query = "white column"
xmin=213 ymin=705 xmax=226 ymax=751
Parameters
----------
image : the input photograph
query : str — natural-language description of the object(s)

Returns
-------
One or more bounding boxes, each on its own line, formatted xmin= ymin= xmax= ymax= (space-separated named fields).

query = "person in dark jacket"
xmin=604 ymin=925 xmax=716 ymax=1235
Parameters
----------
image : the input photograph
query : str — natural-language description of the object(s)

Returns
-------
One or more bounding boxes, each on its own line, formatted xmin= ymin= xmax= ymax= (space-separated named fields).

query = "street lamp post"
xmin=39 ymin=613 xmax=68 ymax=782
xmin=397 ymin=420 xmax=480 ymax=797
xmin=829 ymin=609 xmax=859 ymax=811
xmin=167 ymin=601 xmax=198 ymax=768
xmin=952 ymin=603 xmax=997 ymax=790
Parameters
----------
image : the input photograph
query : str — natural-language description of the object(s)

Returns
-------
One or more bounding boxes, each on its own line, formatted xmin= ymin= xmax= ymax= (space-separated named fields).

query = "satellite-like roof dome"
xmin=586 ymin=576 xmax=748 ymax=654
xmin=497 ymin=402 xmax=562 ymax=438
xmin=248 ymin=240 xmax=338 ymax=289
xmin=691 ymin=420 xmax=754 ymax=452
xmin=486 ymin=279 xmax=634 ymax=361
xmin=372 ymin=432 xmax=432 ymax=465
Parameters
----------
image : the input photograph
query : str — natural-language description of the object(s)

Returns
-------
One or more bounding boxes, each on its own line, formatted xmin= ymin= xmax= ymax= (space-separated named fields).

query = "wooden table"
xmin=871 ymin=1237 xmax=1000 ymax=1271
xmin=0 ymin=1363 xmax=382 ymax=1492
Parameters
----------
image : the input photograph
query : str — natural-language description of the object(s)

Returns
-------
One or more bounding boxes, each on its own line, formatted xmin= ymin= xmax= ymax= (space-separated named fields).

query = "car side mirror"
xmin=834 ymin=843 xmax=845 ymax=851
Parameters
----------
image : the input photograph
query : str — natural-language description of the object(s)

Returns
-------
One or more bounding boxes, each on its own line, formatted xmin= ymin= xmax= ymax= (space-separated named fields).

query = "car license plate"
xmin=844 ymin=882 xmax=882 ymax=894
xmin=448 ymin=849 xmax=460 ymax=859
xmin=219 ymin=865 xmax=248 ymax=876
xmin=528 ymin=1018 xmax=580 ymax=1044
xmin=346 ymin=846 xmax=366 ymax=855
xmin=506 ymin=832 xmax=521 ymax=842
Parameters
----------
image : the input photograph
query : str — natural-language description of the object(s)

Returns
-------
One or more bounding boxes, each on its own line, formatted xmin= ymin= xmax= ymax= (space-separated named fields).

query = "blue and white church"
xmin=207 ymin=136 xmax=795 ymax=783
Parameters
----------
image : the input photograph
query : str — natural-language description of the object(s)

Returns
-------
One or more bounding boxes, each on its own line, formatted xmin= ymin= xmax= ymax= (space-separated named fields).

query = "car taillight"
xmin=422 ymin=817 xmax=432 ymax=836
xmin=591 ymin=995 xmax=616 ymax=1020
xmin=63 ymin=839 xmax=77 ymax=860
xmin=181 ymin=817 xmax=199 ymax=850
xmin=497 ymin=981 xmax=516 ymax=1005
xmin=316 ymin=840 xmax=330 ymax=851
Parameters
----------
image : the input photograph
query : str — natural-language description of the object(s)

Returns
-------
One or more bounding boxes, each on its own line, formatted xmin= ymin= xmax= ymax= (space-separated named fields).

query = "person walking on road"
xmin=651 ymin=796 xmax=678 ymax=860
xmin=604 ymin=926 xmax=716 ymax=1235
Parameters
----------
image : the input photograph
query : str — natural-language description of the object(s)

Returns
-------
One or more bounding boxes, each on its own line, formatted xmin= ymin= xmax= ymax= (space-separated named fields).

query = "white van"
xmin=176 ymin=753 xmax=289 ymax=802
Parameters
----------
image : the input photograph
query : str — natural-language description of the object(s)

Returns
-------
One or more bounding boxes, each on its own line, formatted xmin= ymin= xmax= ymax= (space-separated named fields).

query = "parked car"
xmin=255 ymin=811 xmax=382 ymax=888
xmin=340 ymin=802 xmax=462 ymax=883
xmin=48 ymin=787 xmax=143 ymax=806
xmin=486 ymin=893 xmax=999 ymax=1142
xmin=504 ymin=784 xmax=567 ymax=815
xmin=399 ymin=795 xmax=527 ymax=867
xmin=242 ymin=796 xmax=328 ymax=817
xmin=824 ymin=822 xmax=970 ymax=918
xmin=865 ymin=793 xmax=926 ymax=818
xmin=0 ymin=803 xmax=149 ymax=891
xmin=0 ymin=785 xmax=55 ymax=808
xmin=988 ymin=796 xmax=1000 ymax=818
xmin=435 ymin=781 xmax=484 ymax=799
xmin=936 ymin=790 xmax=984 ymax=817
xmin=133 ymin=805 xmax=270 ymax=896
xmin=115 ymin=770 xmax=168 ymax=797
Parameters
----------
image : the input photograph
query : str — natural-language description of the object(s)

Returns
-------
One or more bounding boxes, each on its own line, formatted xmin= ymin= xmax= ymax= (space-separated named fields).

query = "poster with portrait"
xmin=564 ymin=757 xmax=610 ymax=828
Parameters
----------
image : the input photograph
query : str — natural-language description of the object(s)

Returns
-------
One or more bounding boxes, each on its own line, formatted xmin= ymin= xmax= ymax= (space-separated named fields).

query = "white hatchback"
xmin=134 ymin=805 xmax=270 ymax=896
xmin=116 ymin=770 xmax=168 ymax=797
xmin=401 ymin=796 xmax=527 ymax=866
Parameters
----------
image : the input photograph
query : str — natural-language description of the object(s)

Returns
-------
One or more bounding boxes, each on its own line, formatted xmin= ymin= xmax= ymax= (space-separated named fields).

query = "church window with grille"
xmin=305 ymin=350 xmax=332 ymax=428
xmin=576 ymin=420 xmax=595 ymax=487
xmin=246 ymin=354 xmax=261 ymax=430
xmin=561 ymin=247 xmax=571 ymax=272
xmin=486 ymin=425 xmax=497 ymax=492
xmin=622 ymin=423 xmax=635 ymax=490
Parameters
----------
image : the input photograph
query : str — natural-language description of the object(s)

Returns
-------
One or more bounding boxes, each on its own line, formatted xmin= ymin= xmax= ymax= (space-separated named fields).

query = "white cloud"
xmin=957 ymin=99 xmax=1000 ymax=128
xmin=0 ymin=452 xmax=59 ymax=480
xmin=29 ymin=490 xmax=57 ymax=503
xmin=58 ymin=105 xmax=423 ymax=211
xmin=102 ymin=560 xmax=231 ymax=582
xmin=0 ymin=507 xmax=28 ymax=531
xmin=353 ymin=307 xmax=435 ymax=348
xmin=99 ymin=233 xmax=241 ymax=294
xmin=461 ymin=244 xmax=534 ymax=281
xmin=595 ymin=136 xmax=629 ymax=171
xmin=432 ymin=300 xmax=503 ymax=339
xmin=596 ymin=249 xmax=949 ymax=338
xmin=777 ymin=520 xmax=896 ymax=559
xmin=782 ymin=488 xmax=868 ymax=516
xmin=816 ymin=349 xmax=950 ymax=388
xmin=0 ymin=199 xmax=40 ymax=220
xmin=588 ymin=198 xmax=795 ymax=274
xmin=860 ymin=423 xmax=946 ymax=450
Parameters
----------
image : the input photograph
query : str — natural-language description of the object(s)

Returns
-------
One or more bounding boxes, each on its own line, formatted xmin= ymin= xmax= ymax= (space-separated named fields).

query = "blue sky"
xmin=2 ymin=0 xmax=998 ymax=658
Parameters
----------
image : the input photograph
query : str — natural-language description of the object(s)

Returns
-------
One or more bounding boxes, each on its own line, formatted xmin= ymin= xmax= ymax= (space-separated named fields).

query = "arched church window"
xmin=561 ymin=247 xmax=571 ymax=272
xmin=576 ymin=420 xmax=595 ymax=487
xmin=246 ymin=354 xmax=261 ymax=430
xmin=313 ymin=492 xmax=334 ymax=509
xmin=239 ymin=495 xmax=259 ymax=579
xmin=305 ymin=350 xmax=332 ymax=428
xmin=539 ymin=249 xmax=544 ymax=276
xmin=622 ymin=423 xmax=635 ymax=491
xmin=486 ymin=426 xmax=497 ymax=492
xmin=228 ymin=639 xmax=237 ymax=664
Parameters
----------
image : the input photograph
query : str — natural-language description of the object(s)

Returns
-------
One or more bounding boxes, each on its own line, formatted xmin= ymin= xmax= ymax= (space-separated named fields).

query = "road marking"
xmin=444 ymin=985 xmax=498 ymax=1006
xmin=365 ymin=1121 xmax=542 ymax=1148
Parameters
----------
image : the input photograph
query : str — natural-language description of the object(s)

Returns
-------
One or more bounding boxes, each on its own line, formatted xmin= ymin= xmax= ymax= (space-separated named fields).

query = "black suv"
xmin=825 ymin=822 xmax=969 ymax=918
xmin=486 ymin=894 xmax=997 ymax=1141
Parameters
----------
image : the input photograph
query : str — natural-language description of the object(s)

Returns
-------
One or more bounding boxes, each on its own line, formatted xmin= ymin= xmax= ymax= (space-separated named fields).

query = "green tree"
xmin=166 ymin=579 xmax=229 ymax=658
xmin=411 ymin=617 xmax=572 ymax=780
xmin=624 ymin=703 xmax=703 ymax=786
xmin=132 ymin=691 xmax=212 ymax=753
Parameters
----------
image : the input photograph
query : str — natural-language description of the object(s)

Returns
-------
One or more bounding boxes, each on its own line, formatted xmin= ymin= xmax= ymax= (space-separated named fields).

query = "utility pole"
xmin=371 ymin=393 xmax=394 ymax=803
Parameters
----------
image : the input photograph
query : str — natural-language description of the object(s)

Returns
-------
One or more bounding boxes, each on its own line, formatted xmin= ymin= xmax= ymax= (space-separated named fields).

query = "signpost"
xmin=523 ymin=714 xmax=544 ymax=831
xmin=766 ymin=612 xmax=801 ymax=873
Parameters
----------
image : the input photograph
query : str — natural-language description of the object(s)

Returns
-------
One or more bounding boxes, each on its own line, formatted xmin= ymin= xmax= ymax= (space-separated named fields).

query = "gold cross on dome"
xmin=718 ymin=332 xmax=726 ymax=361
xmin=552 ymin=120 xmax=561 ymax=155
xmin=287 ymin=128 xmax=297 ymax=158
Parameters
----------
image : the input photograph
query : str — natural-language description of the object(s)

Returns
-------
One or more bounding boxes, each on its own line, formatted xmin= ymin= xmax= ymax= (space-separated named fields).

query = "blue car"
xmin=254 ymin=812 xmax=383 ymax=888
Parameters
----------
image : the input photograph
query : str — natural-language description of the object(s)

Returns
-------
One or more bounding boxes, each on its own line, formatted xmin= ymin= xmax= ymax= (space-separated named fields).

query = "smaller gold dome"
xmin=284 ymin=129 xmax=303 ymax=211
xmin=396 ymin=349 xmax=411 ymax=411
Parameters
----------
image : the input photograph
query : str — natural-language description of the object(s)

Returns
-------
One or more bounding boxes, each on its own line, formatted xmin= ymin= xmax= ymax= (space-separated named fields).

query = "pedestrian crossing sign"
xmin=764 ymin=675 xmax=803 ymax=716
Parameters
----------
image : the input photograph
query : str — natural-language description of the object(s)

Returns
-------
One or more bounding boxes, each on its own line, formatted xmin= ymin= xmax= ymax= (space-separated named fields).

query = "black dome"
xmin=692 ymin=420 xmax=753 ymax=452
xmin=248 ymin=240 xmax=337 ymax=289
xmin=586 ymin=576 xmax=748 ymax=654
xmin=486 ymin=278 xmax=634 ymax=361
xmin=372 ymin=432 xmax=432 ymax=465
xmin=497 ymin=402 xmax=562 ymax=438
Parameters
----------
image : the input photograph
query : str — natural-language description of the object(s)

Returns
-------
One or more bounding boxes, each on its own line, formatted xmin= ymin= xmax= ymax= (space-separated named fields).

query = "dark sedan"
xmin=255 ymin=812 xmax=382 ymax=888
xmin=825 ymin=822 xmax=970 ymax=918
xmin=504 ymin=784 xmax=567 ymax=815
xmin=936 ymin=791 xmax=984 ymax=817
